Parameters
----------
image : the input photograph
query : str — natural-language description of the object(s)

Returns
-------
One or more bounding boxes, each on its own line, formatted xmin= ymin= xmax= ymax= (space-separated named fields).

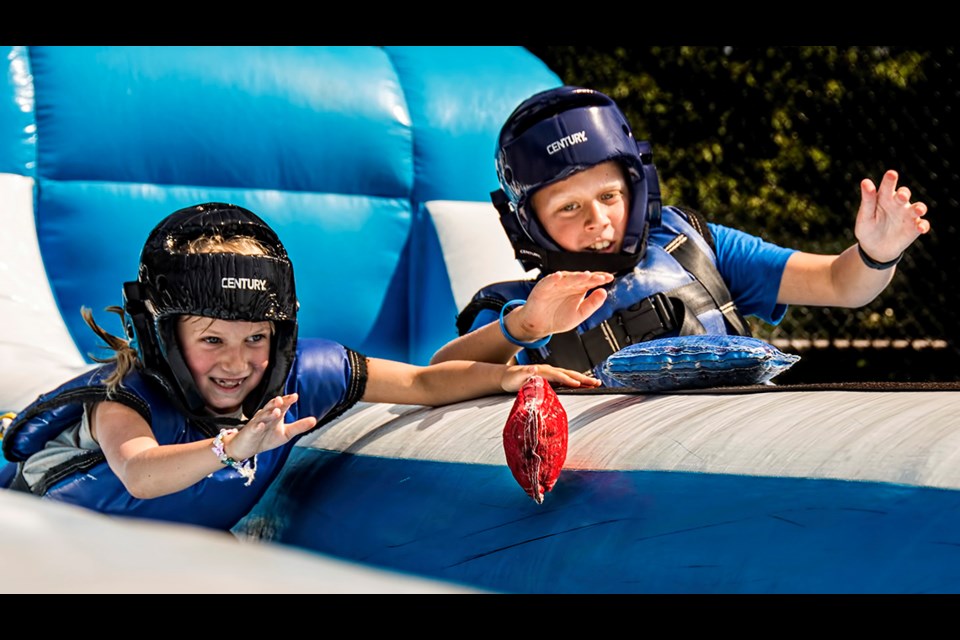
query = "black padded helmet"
xmin=492 ymin=86 xmax=662 ymax=274
xmin=122 ymin=202 xmax=298 ymax=423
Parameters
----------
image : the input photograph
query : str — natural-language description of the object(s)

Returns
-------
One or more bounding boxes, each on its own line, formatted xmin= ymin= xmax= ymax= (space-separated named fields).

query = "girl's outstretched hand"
xmin=500 ymin=364 xmax=601 ymax=393
xmin=227 ymin=393 xmax=317 ymax=461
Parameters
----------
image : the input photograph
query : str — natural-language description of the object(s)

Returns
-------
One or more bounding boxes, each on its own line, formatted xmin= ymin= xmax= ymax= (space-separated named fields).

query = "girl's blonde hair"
xmin=85 ymin=235 xmax=273 ymax=395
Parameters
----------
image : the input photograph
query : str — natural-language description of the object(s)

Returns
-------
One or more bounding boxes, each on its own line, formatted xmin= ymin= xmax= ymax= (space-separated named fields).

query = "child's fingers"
xmin=287 ymin=416 xmax=319 ymax=438
xmin=533 ymin=366 xmax=599 ymax=388
xmin=276 ymin=393 xmax=301 ymax=412
xmin=880 ymin=169 xmax=899 ymax=192
xmin=250 ymin=404 xmax=282 ymax=429
xmin=554 ymin=369 xmax=601 ymax=388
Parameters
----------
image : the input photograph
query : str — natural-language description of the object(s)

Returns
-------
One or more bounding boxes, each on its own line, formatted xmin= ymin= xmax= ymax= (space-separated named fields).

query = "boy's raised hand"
xmin=855 ymin=169 xmax=930 ymax=263
xmin=517 ymin=270 xmax=614 ymax=338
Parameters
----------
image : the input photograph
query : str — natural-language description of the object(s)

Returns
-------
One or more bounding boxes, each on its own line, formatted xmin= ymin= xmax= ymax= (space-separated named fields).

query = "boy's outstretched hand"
xmin=855 ymin=169 xmax=930 ymax=263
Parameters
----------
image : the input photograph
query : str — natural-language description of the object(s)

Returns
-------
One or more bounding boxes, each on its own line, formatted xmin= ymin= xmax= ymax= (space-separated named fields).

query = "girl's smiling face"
xmin=176 ymin=315 xmax=272 ymax=415
xmin=530 ymin=160 xmax=630 ymax=253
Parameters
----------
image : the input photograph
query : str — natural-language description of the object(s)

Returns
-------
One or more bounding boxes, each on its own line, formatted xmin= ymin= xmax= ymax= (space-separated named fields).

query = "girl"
xmin=1 ymin=202 xmax=599 ymax=530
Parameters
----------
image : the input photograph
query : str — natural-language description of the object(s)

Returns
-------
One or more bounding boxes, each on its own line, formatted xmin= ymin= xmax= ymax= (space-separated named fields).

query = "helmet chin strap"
xmin=156 ymin=321 xmax=248 ymax=435
xmin=637 ymin=140 xmax=663 ymax=229
xmin=492 ymin=189 xmax=649 ymax=276
xmin=513 ymin=227 xmax=648 ymax=276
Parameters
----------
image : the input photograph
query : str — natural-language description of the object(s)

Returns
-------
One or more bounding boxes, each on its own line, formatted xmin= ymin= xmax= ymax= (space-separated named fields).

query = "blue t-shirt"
xmin=708 ymin=222 xmax=795 ymax=325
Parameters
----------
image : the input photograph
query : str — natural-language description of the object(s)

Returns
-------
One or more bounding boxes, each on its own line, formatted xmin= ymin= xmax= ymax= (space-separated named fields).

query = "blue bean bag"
xmin=599 ymin=335 xmax=801 ymax=390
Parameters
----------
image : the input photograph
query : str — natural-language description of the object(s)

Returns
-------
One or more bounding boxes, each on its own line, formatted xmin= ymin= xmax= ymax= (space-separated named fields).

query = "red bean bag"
xmin=502 ymin=375 xmax=568 ymax=504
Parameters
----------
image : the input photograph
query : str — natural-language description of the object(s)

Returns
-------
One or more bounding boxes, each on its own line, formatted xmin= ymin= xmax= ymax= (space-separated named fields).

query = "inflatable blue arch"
xmin=3 ymin=46 xmax=960 ymax=594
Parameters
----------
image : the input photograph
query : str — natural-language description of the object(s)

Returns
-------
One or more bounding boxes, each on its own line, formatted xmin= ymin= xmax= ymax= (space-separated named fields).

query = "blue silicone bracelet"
xmin=499 ymin=299 xmax=552 ymax=349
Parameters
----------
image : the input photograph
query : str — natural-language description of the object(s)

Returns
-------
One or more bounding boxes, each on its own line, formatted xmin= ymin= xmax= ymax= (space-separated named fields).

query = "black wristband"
xmin=857 ymin=243 xmax=903 ymax=270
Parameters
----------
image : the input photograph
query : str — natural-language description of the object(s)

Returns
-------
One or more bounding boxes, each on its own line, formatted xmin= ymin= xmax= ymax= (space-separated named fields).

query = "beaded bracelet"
xmin=211 ymin=428 xmax=258 ymax=487
xmin=857 ymin=243 xmax=903 ymax=270
xmin=499 ymin=299 xmax=552 ymax=349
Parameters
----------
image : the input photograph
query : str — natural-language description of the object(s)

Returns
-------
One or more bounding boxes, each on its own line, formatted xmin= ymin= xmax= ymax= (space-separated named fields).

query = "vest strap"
xmin=31 ymin=449 xmax=106 ymax=496
xmin=667 ymin=234 xmax=752 ymax=337
xmin=580 ymin=292 xmax=680 ymax=369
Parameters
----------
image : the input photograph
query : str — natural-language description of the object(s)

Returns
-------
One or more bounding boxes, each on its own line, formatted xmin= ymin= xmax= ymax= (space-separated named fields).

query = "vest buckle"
xmin=614 ymin=292 xmax=678 ymax=344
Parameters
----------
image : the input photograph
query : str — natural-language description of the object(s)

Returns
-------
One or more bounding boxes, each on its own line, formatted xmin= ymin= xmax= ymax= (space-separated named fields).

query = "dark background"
xmin=526 ymin=46 xmax=959 ymax=383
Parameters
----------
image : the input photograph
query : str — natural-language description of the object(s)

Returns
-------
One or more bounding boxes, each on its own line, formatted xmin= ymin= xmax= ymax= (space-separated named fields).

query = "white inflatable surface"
xmin=303 ymin=388 xmax=960 ymax=487
xmin=426 ymin=200 xmax=535 ymax=311
xmin=0 ymin=174 xmax=94 ymax=413
xmin=0 ymin=487 xmax=482 ymax=593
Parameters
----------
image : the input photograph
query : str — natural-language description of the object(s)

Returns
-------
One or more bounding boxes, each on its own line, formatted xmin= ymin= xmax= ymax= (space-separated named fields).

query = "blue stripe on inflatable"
xmin=0 ymin=46 xmax=36 ymax=176
xmin=385 ymin=47 xmax=561 ymax=363
xmin=384 ymin=46 xmax=561 ymax=204
xmin=36 ymin=181 xmax=411 ymax=362
xmin=28 ymin=46 xmax=413 ymax=195
xmin=11 ymin=46 xmax=560 ymax=367
xmin=239 ymin=448 xmax=960 ymax=594
xmin=407 ymin=203 xmax=456 ymax=364
xmin=0 ymin=460 xmax=14 ymax=488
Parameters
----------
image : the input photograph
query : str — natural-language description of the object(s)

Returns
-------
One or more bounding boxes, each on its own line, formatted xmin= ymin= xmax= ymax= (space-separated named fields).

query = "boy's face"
xmin=176 ymin=315 xmax=272 ymax=416
xmin=529 ymin=160 xmax=630 ymax=254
